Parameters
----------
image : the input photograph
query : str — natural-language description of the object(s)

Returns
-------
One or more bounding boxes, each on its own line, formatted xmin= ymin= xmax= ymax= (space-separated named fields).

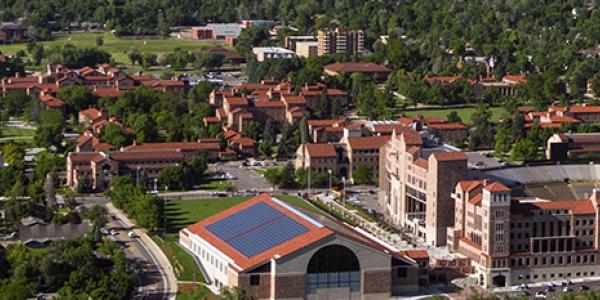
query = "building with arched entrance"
xmin=180 ymin=193 xmax=420 ymax=299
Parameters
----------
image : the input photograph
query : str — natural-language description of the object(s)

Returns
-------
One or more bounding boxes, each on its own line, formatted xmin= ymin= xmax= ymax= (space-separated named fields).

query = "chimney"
xmin=482 ymin=179 xmax=488 ymax=187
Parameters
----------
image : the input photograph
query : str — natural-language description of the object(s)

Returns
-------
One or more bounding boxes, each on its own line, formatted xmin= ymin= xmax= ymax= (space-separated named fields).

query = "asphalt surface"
xmin=104 ymin=212 xmax=169 ymax=300
xmin=497 ymin=279 xmax=600 ymax=298
xmin=215 ymin=163 xmax=274 ymax=191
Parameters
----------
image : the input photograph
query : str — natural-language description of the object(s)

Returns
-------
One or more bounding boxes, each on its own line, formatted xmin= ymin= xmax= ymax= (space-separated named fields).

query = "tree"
xmin=77 ymin=173 xmax=92 ymax=193
xmin=510 ymin=138 xmax=538 ymax=162
xmin=158 ymin=166 xmax=184 ymax=190
xmin=188 ymin=81 xmax=215 ymax=106
xmin=44 ymin=172 xmax=57 ymax=208
xmin=99 ymin=123 xmax=130 ymax=148
xmin=446 ymin=111 xmax=462 ymax=123
xmin=299 ymin=117 xmax=310 ymax=144
xmin=2 ymin=143 xmax=24 ymax=168
xmin=468 ymin=103 xmax=494 ymax=149
xmin=353 ymin=166 xmax=375 ymax=185
xmin=128 ymin=47 xmax=142 ymax=65
xmin=218 ymin=286 xmax=248 ymax=300
xmin=95 ymin=35 xmax=104 ymax=46
xmin=57 ymin=86 xmax=96 ymax=114
xmin=195 ymin=52 xmax=225 ymax=69
xmin=165 ymin=48 xmax=190 ymax=69
xmin=34 ymin=110 xmax=65 ymax=150
xmin=278 ymin=162 xmax=297 ymax=188
xmin=142 ymin=53 xmax=158 ymax=68
xmin=591 ymin=72 xmax=600 ymax=97
xmin=2 ymin=92 xmax=32 ymax=116
xmin=259 ymin=139 xmax=272 ymax=158
xmin=187 ymin=155 xmax=208 ymax=182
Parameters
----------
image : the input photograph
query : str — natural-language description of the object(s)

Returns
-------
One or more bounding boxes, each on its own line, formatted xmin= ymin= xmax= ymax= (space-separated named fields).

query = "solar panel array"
xmin=205 ymin=201 xmax=309 ymax=257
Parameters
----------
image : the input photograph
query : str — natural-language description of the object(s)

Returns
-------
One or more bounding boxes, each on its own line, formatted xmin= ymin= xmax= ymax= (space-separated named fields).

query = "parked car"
xmin=127 ymin=231 xmax=137 ymax=238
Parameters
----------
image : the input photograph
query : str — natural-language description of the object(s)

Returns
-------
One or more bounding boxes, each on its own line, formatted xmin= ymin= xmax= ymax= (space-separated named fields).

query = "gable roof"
xmin=305 ymin=143 xmax=337 ymax=158
xmin=184 ymin=193 xmax=333 ymax=270
xmin=483 ymin=182 xmax=510 ymax=192
xmin=431 ymin=151 xmax=467 ymax=161
xmin=324 ymin=62 xmax=392 ymax=74
xmin=347 ymin=136 xmax=390 ymax=150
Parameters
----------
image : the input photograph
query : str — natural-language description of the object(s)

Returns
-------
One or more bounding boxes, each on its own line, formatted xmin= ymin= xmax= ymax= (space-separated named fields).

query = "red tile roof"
xmin=398 ymin=249 xmax=429 ymax=260
xmin=305 ymin=143 xmax=337 ymax=158
xmin=399 ymin=130 xmax=423 ymax=145
xmin=39 ymin=94 xmax=65 ymax=108
xmin=347 ymin=136 xmax=390 ymax=150
xmin=225 ymin=97 xmax=249 ymax=106
xmin=110 ymin=151 xmax=185 ymax=161
xmin=502 ymin=74 xmax=527 ymax=84
xmin=569 ymin=106 xmax=600 ymax=113
xmin=184 ymin=193 xmax=334 ymax=270
xmin=254 ymin=101 xmax=285 ymax=108
xmin=512 ymin=199 xmax=595 ymax=216
xmin=324 ymin=62 xmax=392 ymax=74
xmin=372 ymin=124 xmax=405 ymax=133
xmin=431 ymin=151 xmax=467 ymax=161
xmin=428 ymin=123 xmax=468 ymax=130
xmin=308 ymin=119 xmax=345 ymax=127
xmin=283 ymin=95 xmax=306 ymax=104
xmin=458 ymin=180 xmax=482 ymax=193
xmin=232 ymin=137 xmax=256 ymax=147
xmin=413 ymin=158 xmax=428 ymax=169
xmin=93 ymin=87 xmax=120 ymax=97
xmin=483 ymin=182 xmax=510 ymax=192
xmin=468 ymin=193 xmax=483 ymax=205
xmin=123 ymin=142 xmax=220 ymax=152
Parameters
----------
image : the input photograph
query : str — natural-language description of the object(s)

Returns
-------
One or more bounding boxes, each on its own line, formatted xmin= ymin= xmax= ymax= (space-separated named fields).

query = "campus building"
xmin=378 ymin=130 xmax=468 ymax=246
xmin=294 ymin=134 xmax=390 ymax=182
xmin=448 ymin=180 xmax=600 ymax=288
xmin=66 ymin=141 xmax=220 ymax=191
xmin=317 ymin=28 xmax=364 ymax=56
xmin=179 ymin=193 xmax=420 ymax=298
xmin=546 ymin=132 xmax=600 ymax=161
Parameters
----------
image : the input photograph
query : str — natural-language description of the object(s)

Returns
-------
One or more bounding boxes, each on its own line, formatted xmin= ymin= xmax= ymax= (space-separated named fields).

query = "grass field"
xmin=399 ymin=106 xmax=506 ymax=125
xmin=0 ymin=126 xmax=35 ymax=146
xmin=156 ymin=195 xmax=325 ymax=290
xmin=0 ymin=32 xmax=219 ymax=64
xmin=199 ymin=180 xmax=234 ymax=191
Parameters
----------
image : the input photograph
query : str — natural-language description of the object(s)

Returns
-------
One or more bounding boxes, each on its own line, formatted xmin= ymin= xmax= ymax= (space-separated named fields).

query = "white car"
xmin=535 ymin=292 xmax=547 ymax=299
xmin=110 ymin=229 xmax=118 ymax=236
xmin=563 ymin=286 xmax=573 ymax=293
xmin=127 ymin=231 xmax=137 ymax=238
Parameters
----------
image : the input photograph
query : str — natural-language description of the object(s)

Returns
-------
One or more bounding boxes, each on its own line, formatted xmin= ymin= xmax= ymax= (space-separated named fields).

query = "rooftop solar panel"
xmin=205 ymin=201 xmax=309 ymax=257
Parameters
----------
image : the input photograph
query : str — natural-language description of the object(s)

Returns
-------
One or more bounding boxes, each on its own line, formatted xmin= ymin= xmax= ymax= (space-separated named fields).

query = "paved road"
xmin=215 ymin=164 xmax=274 ymax=191
xmin=80 ymin=198 xmax=177 ymax=300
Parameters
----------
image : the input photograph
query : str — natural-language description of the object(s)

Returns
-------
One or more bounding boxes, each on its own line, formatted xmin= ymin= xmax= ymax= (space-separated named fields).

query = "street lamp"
xmin=342 ymin=176 xmax=346 ymax=217
xmin=327 ymin=169 xmax=332 ymax=194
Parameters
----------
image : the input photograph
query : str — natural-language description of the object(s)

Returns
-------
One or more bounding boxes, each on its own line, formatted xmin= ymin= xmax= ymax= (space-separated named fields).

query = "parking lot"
xmin=496 ymin=278 xmax=600 ymax=299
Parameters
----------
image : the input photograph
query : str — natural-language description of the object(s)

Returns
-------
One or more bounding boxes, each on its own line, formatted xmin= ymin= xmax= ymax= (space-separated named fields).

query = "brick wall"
xmin=362 ymin=269 xmax=391 ymax=294
xmin=238 ymin=273 xmax=272 ymax=299
xmin=274 ymin=274 xmax=305 ymax=299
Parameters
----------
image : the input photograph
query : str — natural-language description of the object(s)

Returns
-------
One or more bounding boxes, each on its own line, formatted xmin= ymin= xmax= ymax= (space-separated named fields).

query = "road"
xmin=80 ymin=199 xmax=177 ymax=300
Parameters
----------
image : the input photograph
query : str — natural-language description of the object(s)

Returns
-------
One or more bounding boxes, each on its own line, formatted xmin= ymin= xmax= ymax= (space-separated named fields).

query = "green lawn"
xmin=156 ymin=195 xmax=326 ymax=286
xmin=400 ymin=106 xmax=506 ymax=125
xmin=0 ymin=126 xmax=35 ymax=146
xmin=199 ymin=180 xmax=234 ymax=191
xmin=0 ymin=32 xmax=219 ymax=64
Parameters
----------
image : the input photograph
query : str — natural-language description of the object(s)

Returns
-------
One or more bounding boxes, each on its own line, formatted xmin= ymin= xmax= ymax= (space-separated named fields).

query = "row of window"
xmin=518 ymin=271 xmax=596 ymax=281
xmin=192 ymin=242 xmax=228 ymax=276
xmin=509 ymin=253 xmax=596 ymax=267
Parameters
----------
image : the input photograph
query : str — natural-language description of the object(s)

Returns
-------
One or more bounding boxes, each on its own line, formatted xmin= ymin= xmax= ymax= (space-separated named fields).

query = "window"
xmin=397 ymin=268 xmax=407 ymax=278
xmin=250 ymin=275 xmax=261 ymax=286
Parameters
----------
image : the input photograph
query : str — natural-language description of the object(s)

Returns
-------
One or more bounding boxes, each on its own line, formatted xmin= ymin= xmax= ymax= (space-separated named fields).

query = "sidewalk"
xmin=106 ymin=203 xmax=178 ymax=300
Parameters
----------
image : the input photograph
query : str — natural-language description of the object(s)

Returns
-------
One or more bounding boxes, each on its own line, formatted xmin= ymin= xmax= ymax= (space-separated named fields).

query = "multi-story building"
xmin=0 ymin=22 xmax=27 ymax=43
xmin=252 ymin=47 xmax=296 ymax=62
xmin=67 ymin=141 xmax=221 ymax=191
xmin=191 ymin=24 xmax=242 ymax=40
xmin=295 ymin=41 xmax=319 ymax=58
xmin=546 ymin=132 xmax=600 ymax=161
xmin=317 ymin=28 xmax=364 ymax=56
xmin=448 ymin=180 xmax=600 ymax=288
xmin=378 ymin=130 xmax=468 ymax=246
xmin=179 ymin=193 xmax=420 ymax=298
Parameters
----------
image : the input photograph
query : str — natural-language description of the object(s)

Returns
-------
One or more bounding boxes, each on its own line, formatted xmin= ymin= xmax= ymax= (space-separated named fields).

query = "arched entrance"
xmin=306 ymin=245 xmax=360 ymax=295
xmin=492 ymin=275 xmax=506 ymax=287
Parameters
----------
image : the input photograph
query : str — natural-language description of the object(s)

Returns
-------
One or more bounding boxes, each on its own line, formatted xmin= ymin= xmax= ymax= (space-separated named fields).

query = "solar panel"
xmin=205 ymin=201 xmax=309 ymax=258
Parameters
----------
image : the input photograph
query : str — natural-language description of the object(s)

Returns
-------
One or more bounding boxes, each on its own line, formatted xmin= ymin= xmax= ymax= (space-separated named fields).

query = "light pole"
xmin=342 ymin=176 xmax=346 ymax=217
xmin=307 ymin=167 xmax=311 ymax=198
xmin=327 ymin=169 xmax=332 ymax=194
xmin=136 ymin=166 xmax=140 ymax=186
